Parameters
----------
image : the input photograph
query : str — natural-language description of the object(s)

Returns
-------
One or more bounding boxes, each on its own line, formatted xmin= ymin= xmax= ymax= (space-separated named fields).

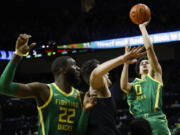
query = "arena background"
xmin=0 ymin=0 xmax=180 ymax=134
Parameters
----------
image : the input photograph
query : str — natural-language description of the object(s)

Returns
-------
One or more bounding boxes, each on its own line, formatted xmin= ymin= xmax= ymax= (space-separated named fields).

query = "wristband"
xmin=14 ymin=50 xmax=29 ymax=56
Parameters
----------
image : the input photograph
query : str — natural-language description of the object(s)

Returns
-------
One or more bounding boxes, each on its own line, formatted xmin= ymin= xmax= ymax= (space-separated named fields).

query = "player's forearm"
xmin=146 ymin=49 xmax=162 ymax=73
xmin=92 ymin=55 xmax=126 ymax=78
xmin=120 ymin=63 xmax=130 ymax=93
xmin=139 ymin=25 xmax=162 ymax=73
xmin=0 ymin=54 xmax=22 ymax=96
xmin=139 ymin=25 xmax=153 ymax=49
xmin=76 ymin=111 xmax=89 ymax=135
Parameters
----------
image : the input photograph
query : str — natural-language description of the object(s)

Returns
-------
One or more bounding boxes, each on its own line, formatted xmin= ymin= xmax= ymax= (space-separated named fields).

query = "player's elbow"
xmin=91 ymin=68 xmax=101 ymax=79
xmin=121 ymin=88 xmax=129 ymax=94
xmin=120 ymin=85 xmax=128 ymax=94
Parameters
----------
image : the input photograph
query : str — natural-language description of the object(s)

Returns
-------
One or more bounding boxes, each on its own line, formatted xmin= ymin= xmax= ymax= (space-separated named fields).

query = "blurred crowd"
xmin=0 ymin=0 xmax=180 ymax=50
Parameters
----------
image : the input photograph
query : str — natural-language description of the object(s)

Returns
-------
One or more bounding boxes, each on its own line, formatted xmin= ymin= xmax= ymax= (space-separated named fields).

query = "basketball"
xmin=129 ymin=3 xmax=151 ymax=24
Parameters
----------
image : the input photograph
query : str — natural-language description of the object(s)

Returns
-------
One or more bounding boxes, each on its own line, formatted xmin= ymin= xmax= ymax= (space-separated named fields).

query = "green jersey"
xmin=37 ymin=83 xmax=82 ymax=135
xmin=127 ymin=75 xmax=171 ymax=135
xmin=127 ymin=75 xmax=163 ymax=117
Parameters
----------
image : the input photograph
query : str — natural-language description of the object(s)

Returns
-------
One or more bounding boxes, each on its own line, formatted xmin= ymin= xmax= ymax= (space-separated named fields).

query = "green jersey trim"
xmin=127 ymin=102 xmax=134 ymax=115
xmin=135 ymin=78 xmax=144 ymax=81
xmin=52 ymin=83 xmax=75 ymax=96
xmin=37 ymin=107 xmax=46 ymax=135
xmin=147 ymin=74 xmax=163 ymax=86
xmin=135 ymin=74 xmax=163 ymax=86
xmin=154 ymin=83 xmax=161 ymax=112
xmin=37 ymin=84 xmax=53 ymax=110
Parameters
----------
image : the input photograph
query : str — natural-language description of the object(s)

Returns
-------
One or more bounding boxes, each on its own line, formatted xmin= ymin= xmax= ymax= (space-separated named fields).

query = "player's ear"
xmin=55 ymin=67 xmax=64 ymax=75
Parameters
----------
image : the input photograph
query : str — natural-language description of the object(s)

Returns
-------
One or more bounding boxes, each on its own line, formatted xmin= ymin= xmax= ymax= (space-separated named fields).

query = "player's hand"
xmin=83 ymin=92 xmax=97 ymax=112
xmin=139 ymin=17 xmax=151 ymax=27
xmin=124 ymin=45 xmax=146 ymax=63
xmin=124 ymin=45 xmax=137 ymax=64
xmin=15 ymin=34 xmax=36 ymax=56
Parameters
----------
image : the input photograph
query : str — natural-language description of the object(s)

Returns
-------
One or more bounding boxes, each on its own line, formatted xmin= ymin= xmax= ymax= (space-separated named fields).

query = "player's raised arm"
xmin=120 ymin=62 xmax=130 ymax=94
xmin=139 ymin=21 xmax=162 ymax=81
xmin=0 ymin=34 xmax=48 ymax=99
xmin=90 ymin=46 xmax=145 ymax=90
xmin=120 ymin=45 xmax=141 ymax=94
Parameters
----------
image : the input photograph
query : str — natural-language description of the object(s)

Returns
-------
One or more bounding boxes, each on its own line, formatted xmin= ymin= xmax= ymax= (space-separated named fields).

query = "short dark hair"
xmin=51 ymin=56 xmax=71 ymax=75
xmin=81 ymin=59 xmax=100 ymax=84
xmin=128 ymin=118 xmax=152 ymax=135
xmin=135 ymin=56 xmax=148 ymax=76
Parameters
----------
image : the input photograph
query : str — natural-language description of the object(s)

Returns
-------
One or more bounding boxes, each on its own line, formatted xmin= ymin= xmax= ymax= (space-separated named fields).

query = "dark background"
xmin=0 ymin=0 xmax=180 ymax=135
xmin=0 ymin=0 xmax=180 ymax=50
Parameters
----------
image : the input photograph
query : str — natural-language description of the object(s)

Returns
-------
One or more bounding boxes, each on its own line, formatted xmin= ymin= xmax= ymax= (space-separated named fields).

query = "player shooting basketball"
xmin=120 ymin=17 xmax=171 ymax=135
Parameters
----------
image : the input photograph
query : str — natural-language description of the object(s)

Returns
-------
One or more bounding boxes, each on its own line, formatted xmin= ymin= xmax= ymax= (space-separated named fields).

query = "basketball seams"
xmin=129 ymin=3 xmax=151 ymax=24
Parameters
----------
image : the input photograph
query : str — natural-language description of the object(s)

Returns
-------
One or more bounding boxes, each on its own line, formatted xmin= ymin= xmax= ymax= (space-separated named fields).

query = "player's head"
xmin=81 ymin=59 xmax=100 ymax=85
xmin=128 ymin=118 xmax=152 ymax=135
xmin=81 ymin=59 xmax=112 ymax=86
xmin=135 ymin=56 xmax=151 ymax=76
xmin=51 ymin=56 xmax=80 ymax=86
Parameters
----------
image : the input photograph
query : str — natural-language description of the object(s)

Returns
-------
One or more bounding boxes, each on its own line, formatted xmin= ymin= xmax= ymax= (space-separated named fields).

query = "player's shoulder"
xmin=26 ymin=82 xmax=50 ymax=97
xmin=27 ymin=82 xmax=48 ymax=89
xmin=130 ymin=78 xmax=140 ymax=85
xmin=146 ymin=74 xmax=163 ymax=85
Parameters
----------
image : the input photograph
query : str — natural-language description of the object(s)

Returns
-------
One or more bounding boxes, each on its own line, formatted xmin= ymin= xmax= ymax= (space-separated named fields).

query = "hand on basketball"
xmin=139 ymin=17 xmax=151 ymax=27
xmin=124 ymin=45 xmax=146 ymax=64
xmin=83 ymin=92 xmax=97 ymax=112
xmin=129 ymin=4 xmax=151 ymax=25
xmin=15 ymin=34 xmax=36 ymax=56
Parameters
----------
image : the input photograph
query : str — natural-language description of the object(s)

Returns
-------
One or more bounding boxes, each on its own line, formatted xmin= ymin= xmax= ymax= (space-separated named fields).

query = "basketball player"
xmin=0 ymin=34 xmax=96 ymax=135
xmin=81 ymin=46 xmax=145 ymax=135
xmin=120 ymin=20 xmax=171 ymax=135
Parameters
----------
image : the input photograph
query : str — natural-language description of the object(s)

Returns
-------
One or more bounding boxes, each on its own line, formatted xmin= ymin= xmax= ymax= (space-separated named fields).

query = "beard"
xmin=66 ymin=71 xmax=81 ymax=89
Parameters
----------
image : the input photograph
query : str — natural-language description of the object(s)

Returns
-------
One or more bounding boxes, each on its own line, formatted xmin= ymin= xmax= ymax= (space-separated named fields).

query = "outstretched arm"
xmin=0 ymin=34 xmax=48 ymax=100
xmin=120 ymin=46 xmax=139 ymax=94
xmin=139 ymin=21 xmax=162 ymax=82
xmin=90 ymin=46 xmax=145 ymax=90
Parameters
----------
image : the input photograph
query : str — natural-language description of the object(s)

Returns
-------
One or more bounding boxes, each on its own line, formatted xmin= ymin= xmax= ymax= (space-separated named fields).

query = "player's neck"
xmin=141 ymin=74 xmax=147 ymax=79
xmin=54 ymin=76 xmax=72 ymax=93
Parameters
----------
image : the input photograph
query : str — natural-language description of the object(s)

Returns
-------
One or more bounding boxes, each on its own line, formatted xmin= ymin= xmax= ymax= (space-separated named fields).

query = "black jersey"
xmin=87 ymin=97 xmax=119 ymax=135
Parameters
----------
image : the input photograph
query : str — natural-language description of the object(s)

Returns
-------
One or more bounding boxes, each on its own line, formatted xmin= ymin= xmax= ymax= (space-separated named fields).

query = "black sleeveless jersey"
xmin=86 ymin=97 xmax=119 ymax=135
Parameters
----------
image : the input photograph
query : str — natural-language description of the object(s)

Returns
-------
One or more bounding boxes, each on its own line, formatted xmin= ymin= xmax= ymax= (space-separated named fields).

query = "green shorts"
xmin=145 ymin=114 xmax=171 ymax=135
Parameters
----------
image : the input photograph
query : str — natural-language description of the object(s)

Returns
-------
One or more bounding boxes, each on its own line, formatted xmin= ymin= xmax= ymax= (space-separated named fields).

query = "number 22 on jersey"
xmin=59 ymin=107 xmax=76 ymax=124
